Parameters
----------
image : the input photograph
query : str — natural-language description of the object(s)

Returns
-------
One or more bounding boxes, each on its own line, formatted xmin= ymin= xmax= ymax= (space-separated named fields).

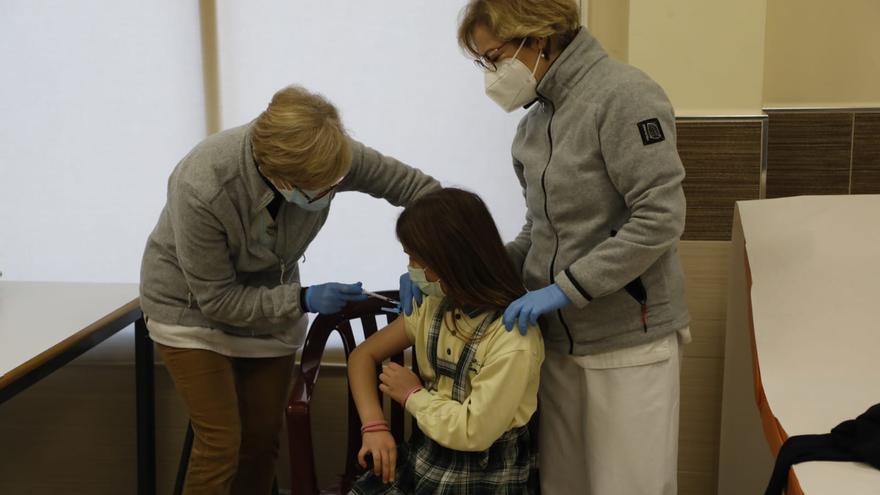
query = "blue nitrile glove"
xmin=304 ymin=282 xmax=369 ymax=314
xmin=399 ymin=272 xmax=423 ymax=316
xmin=503 ymin=284 xmax=571 ymax=335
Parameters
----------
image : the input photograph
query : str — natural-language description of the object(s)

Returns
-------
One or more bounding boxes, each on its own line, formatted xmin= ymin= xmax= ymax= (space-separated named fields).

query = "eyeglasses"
xmin=295 ymin=177 xmax=345 ymax=204
xmin=261 ymin=166 xmax=345 ymax=204
xmin=472 ymin=42 xmax=508 ymax=72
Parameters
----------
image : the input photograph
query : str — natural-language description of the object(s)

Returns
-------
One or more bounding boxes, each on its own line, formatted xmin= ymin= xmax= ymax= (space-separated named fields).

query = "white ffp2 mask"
xmin=484 ymin=38 xmax=542 ymax=112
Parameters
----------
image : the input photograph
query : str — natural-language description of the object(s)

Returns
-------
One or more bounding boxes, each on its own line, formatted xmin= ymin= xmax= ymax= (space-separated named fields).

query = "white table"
xmin=718 ymin=195 xmax=880 ymax=494
xmin=0 ymin=281 xmax=155 ymax=494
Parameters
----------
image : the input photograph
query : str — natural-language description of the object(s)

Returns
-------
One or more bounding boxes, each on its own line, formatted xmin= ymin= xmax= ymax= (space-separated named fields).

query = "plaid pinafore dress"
xmin=351 ymin=301 xmax=537 ymax=494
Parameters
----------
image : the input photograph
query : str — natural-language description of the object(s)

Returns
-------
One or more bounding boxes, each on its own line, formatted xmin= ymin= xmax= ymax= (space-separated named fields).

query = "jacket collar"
xmin=535 ymin=27 xmax=608 ymax=106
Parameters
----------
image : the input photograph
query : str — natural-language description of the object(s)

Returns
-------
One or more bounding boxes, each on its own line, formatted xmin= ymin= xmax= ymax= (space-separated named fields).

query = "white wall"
xmin=0 ymin=0 xmax=206 ymax=283
xmin=215 ymin=0 xmax=525 ymax=296
xmin=627 ymin=0 xmax=767 ymax=115
xmin=763 ymin=0 xmax=880 ymax=107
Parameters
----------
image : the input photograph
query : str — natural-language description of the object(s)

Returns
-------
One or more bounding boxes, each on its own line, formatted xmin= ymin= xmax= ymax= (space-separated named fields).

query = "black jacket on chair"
xmin=765 ymin=403 xmax=880 ymax=495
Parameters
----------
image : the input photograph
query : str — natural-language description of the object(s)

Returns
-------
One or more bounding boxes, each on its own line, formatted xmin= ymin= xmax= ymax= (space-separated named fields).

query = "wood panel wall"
xmin=765 ymin=110 xmax=880 ymax=197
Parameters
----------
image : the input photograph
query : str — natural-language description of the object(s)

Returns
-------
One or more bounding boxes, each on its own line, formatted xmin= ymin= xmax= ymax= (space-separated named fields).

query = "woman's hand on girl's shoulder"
xmin=359 ymin=431 xmax=398 ymax=484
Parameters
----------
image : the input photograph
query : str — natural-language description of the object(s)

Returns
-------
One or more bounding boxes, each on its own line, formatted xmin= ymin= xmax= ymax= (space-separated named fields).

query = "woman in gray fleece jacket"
xmin=456 ymin=1 xmax=691 ymax=494
xmin=139 ymin=85 xmax=439 ymax=494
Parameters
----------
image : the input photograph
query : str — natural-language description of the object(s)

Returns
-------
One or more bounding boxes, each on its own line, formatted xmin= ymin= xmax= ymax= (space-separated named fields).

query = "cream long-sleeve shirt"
xmin=403 ymin=296 xmax=544 ymax=452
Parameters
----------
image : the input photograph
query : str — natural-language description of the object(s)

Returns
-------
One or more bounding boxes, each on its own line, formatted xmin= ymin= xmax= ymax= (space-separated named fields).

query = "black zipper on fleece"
xmin=537 ymin=96 xmax=577 ymax=353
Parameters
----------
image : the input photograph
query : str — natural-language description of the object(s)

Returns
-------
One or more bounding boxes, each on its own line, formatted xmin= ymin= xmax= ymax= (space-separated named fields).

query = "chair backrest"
xmin=287 ymin=291 xmax=412 ymax=494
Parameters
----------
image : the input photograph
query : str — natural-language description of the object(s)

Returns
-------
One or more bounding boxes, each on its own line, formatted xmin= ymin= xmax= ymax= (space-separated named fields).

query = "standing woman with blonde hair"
xmin=140 ymin=85 xmax=439 ymax=495
xmin=454 ymin=1 xmax=691 ymax=493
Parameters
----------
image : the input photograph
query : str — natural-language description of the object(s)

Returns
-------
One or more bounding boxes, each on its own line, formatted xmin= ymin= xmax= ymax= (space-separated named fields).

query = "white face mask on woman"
xmin=484 ymin=38 xmax=542 ymax=113
xmin=407 ymin=265 xmax=445 ymax=298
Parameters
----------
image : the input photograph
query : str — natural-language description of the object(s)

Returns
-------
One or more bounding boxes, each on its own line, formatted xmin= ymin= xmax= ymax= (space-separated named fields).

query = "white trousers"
xmin=538 ymin=329 xmax=688 ymax=495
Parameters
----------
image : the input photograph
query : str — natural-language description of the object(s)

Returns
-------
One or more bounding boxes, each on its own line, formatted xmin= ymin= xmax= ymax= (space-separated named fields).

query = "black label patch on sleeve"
xmin=637 ymin=118 xmax=665 ymax=145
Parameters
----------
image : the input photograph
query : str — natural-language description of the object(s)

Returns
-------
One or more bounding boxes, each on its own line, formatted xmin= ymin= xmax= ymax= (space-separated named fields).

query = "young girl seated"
xmin=347 ymin=188 xmax=544 ymax=494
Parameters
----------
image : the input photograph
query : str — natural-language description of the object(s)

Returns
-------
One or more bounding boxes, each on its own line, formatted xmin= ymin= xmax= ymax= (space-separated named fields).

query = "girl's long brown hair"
xmin=396 ymin=188 xmax=526 ymax=336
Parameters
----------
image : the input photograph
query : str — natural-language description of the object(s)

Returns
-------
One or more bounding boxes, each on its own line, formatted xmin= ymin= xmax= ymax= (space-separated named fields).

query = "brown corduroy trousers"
xmin=158 ymin=344 xmax=294 ymax=495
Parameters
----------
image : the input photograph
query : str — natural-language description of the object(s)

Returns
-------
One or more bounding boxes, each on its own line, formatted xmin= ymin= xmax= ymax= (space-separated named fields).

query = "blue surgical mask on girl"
xmin=277 ymin=186 xmax=334 ymax=211
xmin=407 ymin=265 xmax=445 ymax=298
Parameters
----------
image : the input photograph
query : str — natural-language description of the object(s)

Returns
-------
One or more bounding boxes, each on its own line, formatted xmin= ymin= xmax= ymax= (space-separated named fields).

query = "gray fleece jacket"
xmin=508 ymin=28 xmax=690 ymax=355
xmin=139 ymin=123 xmax=440 ymax=337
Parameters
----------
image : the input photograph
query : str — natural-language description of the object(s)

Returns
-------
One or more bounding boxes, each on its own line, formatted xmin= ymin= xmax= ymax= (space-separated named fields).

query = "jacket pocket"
xmin=572 ymin=332 xmax=673 ymax=370
xmin=612 ymin=230 xmax=649 ymax=331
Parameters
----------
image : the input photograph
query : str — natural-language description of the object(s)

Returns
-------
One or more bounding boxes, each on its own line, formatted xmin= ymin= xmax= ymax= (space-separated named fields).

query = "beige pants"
xmin=158 ymin=344 xmax=294 ymax=495
xmin=538 ymin=330 xmax=686 ymax=495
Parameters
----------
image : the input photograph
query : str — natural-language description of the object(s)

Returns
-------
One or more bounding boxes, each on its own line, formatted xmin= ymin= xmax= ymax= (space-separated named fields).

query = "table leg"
xmin=135 ymin=316 xmax=156 ymax=495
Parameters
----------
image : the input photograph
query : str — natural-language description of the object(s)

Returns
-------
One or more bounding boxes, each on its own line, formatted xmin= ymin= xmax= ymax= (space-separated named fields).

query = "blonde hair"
xmin=251 ymin=85 xmax=351 ymax=190
xmin=457 ymin=0 xmax=580 ymax=58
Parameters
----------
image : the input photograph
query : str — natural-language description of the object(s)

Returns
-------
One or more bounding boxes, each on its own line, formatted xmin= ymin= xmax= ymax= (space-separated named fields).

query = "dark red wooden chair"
xmin=286 ymin=290 xmax=415 ymax=495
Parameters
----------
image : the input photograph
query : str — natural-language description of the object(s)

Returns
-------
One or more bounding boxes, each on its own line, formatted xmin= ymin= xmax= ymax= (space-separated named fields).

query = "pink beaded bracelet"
xmin=361 ymin=424 xmax=391 ymax=434
xmin=360 ymin=420 xmax=389 ymax=433
xmin=403 ymin=385 xmax=424 ymax=407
